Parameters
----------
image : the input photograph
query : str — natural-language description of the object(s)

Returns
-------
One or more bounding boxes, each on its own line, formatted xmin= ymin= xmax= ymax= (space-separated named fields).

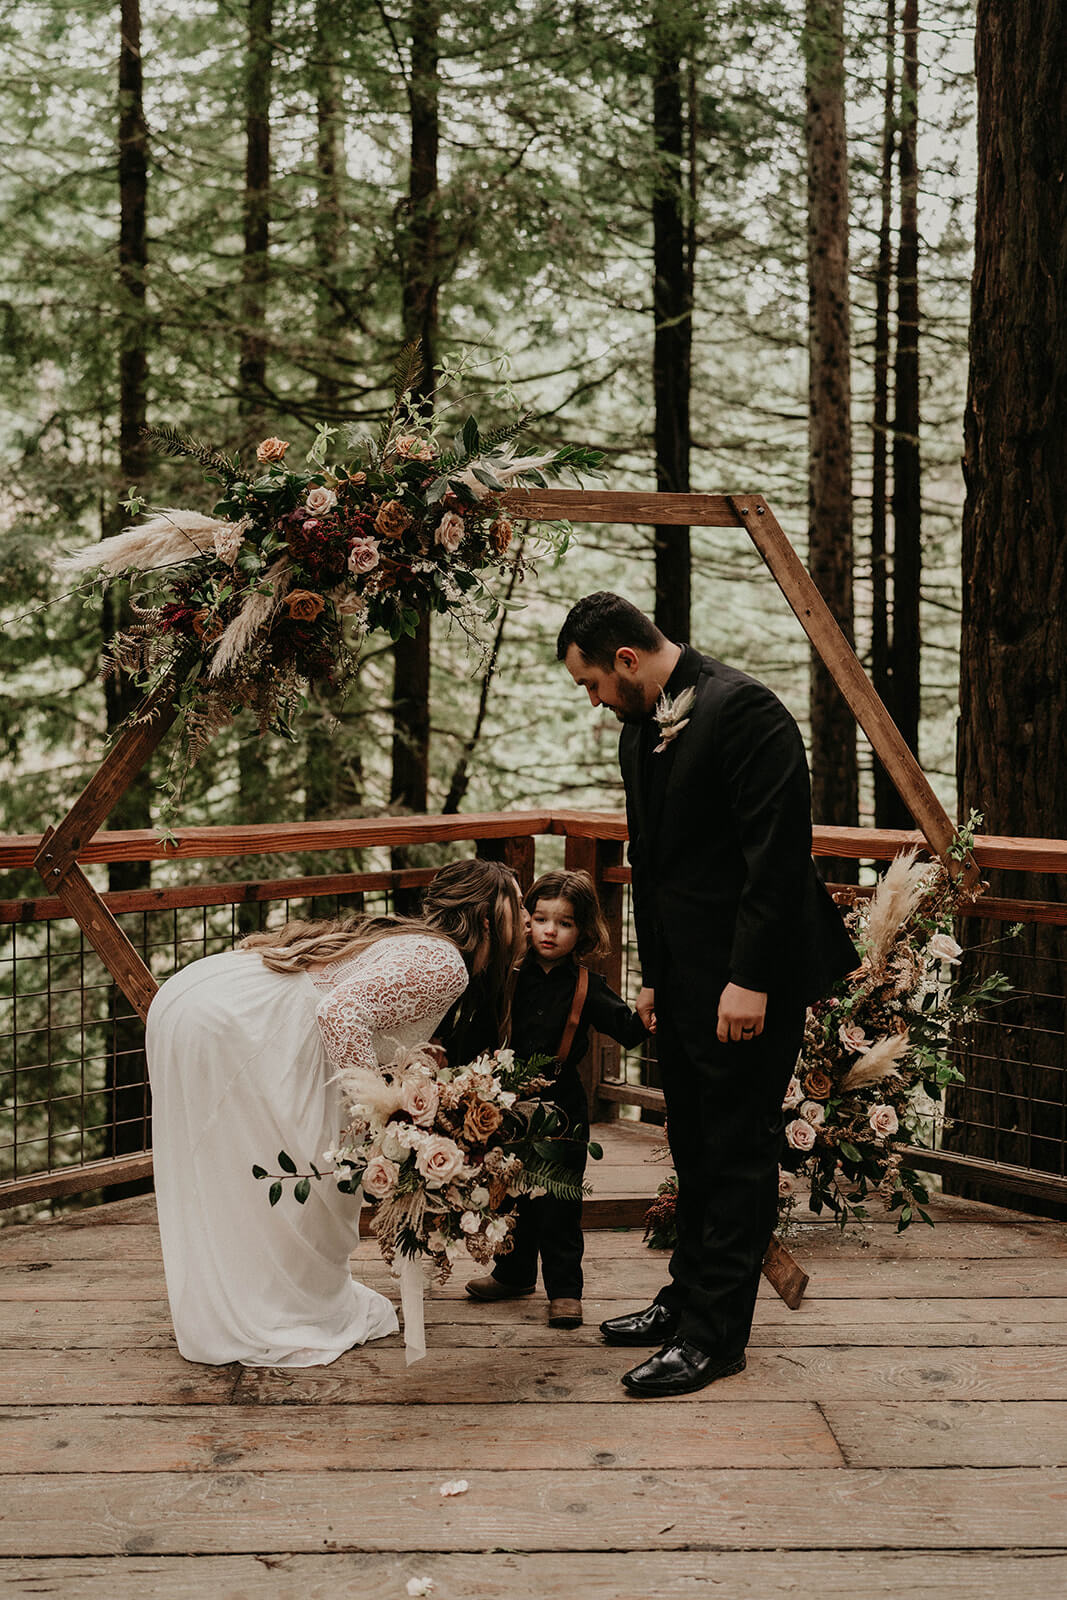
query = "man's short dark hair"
xmin=556 ymin=592 xmax=664 ymax=670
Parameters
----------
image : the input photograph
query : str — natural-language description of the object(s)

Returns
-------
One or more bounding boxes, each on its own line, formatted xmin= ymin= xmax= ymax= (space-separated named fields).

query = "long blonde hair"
xmin=241 ymin=857 xmax=524 ymax=1039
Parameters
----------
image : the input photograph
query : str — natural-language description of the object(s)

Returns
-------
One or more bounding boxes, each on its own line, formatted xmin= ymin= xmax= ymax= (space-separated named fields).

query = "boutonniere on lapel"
xmin=652 ymin=686 xmax=696 ymax=753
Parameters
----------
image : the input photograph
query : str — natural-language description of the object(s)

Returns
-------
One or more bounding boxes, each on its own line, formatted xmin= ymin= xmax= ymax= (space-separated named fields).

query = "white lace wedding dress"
xmin=146 ymin=933 xmax=468 ymax=1367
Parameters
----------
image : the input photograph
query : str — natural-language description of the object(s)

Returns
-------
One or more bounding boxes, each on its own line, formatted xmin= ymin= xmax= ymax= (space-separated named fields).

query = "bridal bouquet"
xmin=57 ymin=347 xmax=601 ymax=778
xmin=257 ymin=1043 xmax=590 ymax=1282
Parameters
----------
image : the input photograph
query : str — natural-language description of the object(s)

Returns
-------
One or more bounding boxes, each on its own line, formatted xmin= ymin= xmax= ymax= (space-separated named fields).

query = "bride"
xmin=146 ymin=857 xmax=523 ymax=1367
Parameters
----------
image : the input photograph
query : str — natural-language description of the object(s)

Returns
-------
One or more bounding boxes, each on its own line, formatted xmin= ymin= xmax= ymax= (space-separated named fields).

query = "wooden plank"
xmin=5 ymin=1467 xmax=1067 ymax=1555
xmin=0 ymin=810 xmax=556 ymax=870
xmin=0 ymin=1155 xmax=153 ymax=1213
xmin=727 ymin=496 xmax=980 ymax=886
xmin=823 ymin=1400 xmax=1067 ymax=1467
xmin=501 ymin=487 xmax=745 ymax=527
xmin=0 ymin=1400 xmax=844 ymax=1473
xmin=1 ymin=1552 xmax=1063 ymax=1600
xmin=0 ymin=1350 xmax=237 ymax=1406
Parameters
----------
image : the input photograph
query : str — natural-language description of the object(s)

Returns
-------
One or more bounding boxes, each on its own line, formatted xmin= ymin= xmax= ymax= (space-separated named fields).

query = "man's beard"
xmin=610 ymin=679 xmax=650 ymax=723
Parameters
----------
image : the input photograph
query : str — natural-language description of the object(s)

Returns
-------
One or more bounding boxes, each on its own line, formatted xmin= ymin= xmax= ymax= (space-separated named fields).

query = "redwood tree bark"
xmin=391 ymin=0 xmax=440 ymax=829
xmin=805 ymin=0 xmax=857 ymax=880
xmin=650 ymin=1 xmax=692 ymax=642
xmin=239 ymin=0 xmax=272 ymax=416
xmin=886 ymin=0 xmax=921 ymax=827
xmin=871 ymin=0 xmax=897 ymax=828
xmin=955 ymin=0 xmax=1067 ymax=1194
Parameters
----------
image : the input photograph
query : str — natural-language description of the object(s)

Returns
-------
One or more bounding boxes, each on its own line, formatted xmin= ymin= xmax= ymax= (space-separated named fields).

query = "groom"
xmin=558 ymin=593 xmax=857 ymax=1396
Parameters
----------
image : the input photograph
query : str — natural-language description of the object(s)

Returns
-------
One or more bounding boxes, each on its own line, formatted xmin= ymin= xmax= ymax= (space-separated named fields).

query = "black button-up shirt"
xmin=511 ymin=951 xmax=646 ymax=1072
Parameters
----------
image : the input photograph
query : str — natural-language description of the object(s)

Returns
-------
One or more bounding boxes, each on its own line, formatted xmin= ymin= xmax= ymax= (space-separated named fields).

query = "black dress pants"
xmin=653 ymin=977 xmax=806 ymax=1355
xmin=491 ymin=1064 xmax=589 ymax=1300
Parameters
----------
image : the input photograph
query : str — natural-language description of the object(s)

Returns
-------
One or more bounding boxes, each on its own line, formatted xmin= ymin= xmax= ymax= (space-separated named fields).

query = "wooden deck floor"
xmin=3 ymin=1121 xmax=1067 ymax=1599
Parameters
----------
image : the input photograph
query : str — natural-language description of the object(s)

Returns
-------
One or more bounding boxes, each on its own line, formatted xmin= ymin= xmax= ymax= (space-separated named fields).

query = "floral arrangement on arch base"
xmin=57 ymin=346 xmax=601 ymax=790
xmin=645 ymin=820 xmax=1011 ymax=1245
xmin=256 ymin=1042 xmax=598 ymax=1283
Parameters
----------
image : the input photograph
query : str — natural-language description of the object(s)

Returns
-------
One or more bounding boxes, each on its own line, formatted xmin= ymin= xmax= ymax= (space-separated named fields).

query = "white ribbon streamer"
xmin=398 ymin=1254 xmax=427 ymax=1364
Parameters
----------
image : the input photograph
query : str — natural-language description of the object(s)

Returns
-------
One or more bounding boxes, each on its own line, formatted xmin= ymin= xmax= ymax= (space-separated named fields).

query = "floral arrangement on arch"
xmin=257 ymin=1042 xmax=595 ymax=1282
xmin=646 ymin=819 xmax=1011 ymax=1246
xmin=57 ymin=347 xmax=601 ymax=779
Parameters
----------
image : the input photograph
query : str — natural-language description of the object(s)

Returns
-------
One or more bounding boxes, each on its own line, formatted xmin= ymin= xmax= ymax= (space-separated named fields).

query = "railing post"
xmin=564 ymin=831 xmax=624 ymax=1121
xmin=476 ymin=834 xmax=535 ymax=894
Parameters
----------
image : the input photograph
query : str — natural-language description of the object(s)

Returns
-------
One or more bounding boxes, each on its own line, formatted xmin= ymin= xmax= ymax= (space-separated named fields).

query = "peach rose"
xmin=347 ymin=536 xmax=380 ymax=575
xmin=395 ymin=433 xmax=436 ymax=461
xmin=256 ymin=436 xmax=289 ymax=463
xmin=284 ymin=589 xmax=326 ymax=622
xmin=490 ymin=517 xmax=513 ymax=556
xmin=414 ymin=1134 xmax=466 ymax=1187
xmin=400 ymin=1075 xmax=439 ymax=1128
xmin=361 ymin=1154 xmax=400 ymax=1199
xmin=462 ymin=1098 xmax=503 ymax=1143
xmin=869 ymin=1104 xmax=899 ymax=1139
xmin=785 ymin=1117 xmax=816 ymax=1151
xmin=348 ymin=470 xmax=367 ymax=486
xmin=374 ymin=500 xmax=413 ymax=539
xmin=434 ymin=511 xmax=466 ymax=554
xmin=305 ymin=485 xmax=337 ymax=515
xmin=802 ymin=1069 xmax=833 ymax=1101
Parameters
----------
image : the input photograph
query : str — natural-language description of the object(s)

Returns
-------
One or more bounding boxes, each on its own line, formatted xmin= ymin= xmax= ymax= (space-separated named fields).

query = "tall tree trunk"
xmin=871 ymin=0 xmax=897 ymax=828
xmin=805 ymin=0 xmax=857 ymax=882
xmin=236 ymin=0 xmax=273 ymax=863
xmin=887 ymin=0 xmax=921 ymax=825
xmin=650 ymin=1 xmax=691 ymax=642
xmin=391 ymin=0 xmax=440 ymax=838
xmin=304 ymin=0 xmax=345 ymax=820
xmin=954 ymin=0 xmax=1067 ymax=1197
xmin=239 ymin=0 xmax=271 ymax=418
xmin=103 ymin=0 xmax=152 ymax=1177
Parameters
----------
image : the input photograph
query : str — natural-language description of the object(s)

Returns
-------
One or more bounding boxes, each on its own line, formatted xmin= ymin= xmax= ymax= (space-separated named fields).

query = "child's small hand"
xmin=636 ymin=986 xmax=656 ymax=1034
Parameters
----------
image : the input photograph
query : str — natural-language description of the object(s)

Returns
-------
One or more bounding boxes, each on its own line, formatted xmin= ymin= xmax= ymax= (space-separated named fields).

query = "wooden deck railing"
xmin=1 ymin=810 xmax=1065 ymax=1210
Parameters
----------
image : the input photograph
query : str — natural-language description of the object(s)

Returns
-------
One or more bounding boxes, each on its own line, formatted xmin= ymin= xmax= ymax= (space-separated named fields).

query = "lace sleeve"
xmin=315 ymin=935 xmax=469 ymax=1077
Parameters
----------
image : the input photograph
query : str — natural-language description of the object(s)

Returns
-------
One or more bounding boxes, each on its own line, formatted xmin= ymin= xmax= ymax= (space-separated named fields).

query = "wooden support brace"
xmin=728 ymin=494 xmax=981 ymax=889
xmin=762 ymin=1234 xmax=809 ymax=1309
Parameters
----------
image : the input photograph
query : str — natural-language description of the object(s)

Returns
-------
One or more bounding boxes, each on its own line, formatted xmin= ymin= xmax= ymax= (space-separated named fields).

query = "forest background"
xmin=0 ymin=0 xmax=1061 ymax=897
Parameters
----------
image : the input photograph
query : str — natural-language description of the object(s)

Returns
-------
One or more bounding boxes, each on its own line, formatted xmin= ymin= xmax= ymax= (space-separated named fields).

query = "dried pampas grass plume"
xmin=332 ymin=1062 xmax=404 ymax=1121
xmin=841 ymin=1030 xmax=911 ymax=1091
xmin=55 ymin=509 xmax=227 ymax=576
xmin=207 ymin=555 xmax=291 ymax=678
xmin=864 ymin=850 xmax=932 ymax=970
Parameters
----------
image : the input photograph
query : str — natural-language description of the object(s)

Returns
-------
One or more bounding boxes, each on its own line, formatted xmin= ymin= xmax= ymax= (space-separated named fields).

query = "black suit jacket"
xmin=621 ymin=646 xmax=857 ymax=1032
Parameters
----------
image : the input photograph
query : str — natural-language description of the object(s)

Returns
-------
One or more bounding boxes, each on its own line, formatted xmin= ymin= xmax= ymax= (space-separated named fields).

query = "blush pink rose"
xmin=869 ymin=1104 xmax=899 ymax=1139
xmin=927 ymin=933 xmax=963 ymax=965
xmin=800 ymin=1099 xmax=826 ymax=1127
xmin=434 ymin=511 xmax=466 ymax=553
xmin=778 ymin=1169 xmax=796 ymax=1199
xmin=785 ymin=1117 xmax=816 ymax=1152
xmin=414 ymin=1134 xmax=466 ymax=1187
xmin=839 ymin=1023 xmax=872 ymax=1053
xmin=305 ymin=485 xmax=337 ymax=515
xmin=401 ymin=1075 xmax=439 ymax=1128
xmin=782 ymin=1075 xmax=804 ymax=1110
xmin=348 ymin=536 xmax=380 ymax=575
xmin=213 ymin=524 xmax=244 ymax=565
xmin=361 ymin=1154 xmax=400 ymax=1199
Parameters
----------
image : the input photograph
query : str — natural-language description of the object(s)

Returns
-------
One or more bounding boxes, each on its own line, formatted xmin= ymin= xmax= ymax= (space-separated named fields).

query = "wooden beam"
xmin=729 ymin=495 xmax=981 ymax=888
xmin=502 ymin=488 xmax=744 ymax=527
xmin=45 ymin=863 xmax=159 ymax=1022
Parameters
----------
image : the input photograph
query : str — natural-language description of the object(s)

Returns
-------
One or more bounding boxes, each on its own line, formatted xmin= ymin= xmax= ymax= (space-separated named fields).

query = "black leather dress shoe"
xmin=620 ymin=1340 xmax=746 ymax=1397
xmin=599 ymin=1302 xmax=680 ymax=1347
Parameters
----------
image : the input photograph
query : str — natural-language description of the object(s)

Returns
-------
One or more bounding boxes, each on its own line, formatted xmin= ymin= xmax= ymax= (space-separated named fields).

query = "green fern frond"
xmin=433 ymin=412 xmax=534 ymax=475
xmin=392 ymin=341 xmax=424 ymax=401
xmin=142 ymin=425 xmax=241 ymax=483
xmin=519 ymin=1159 xmax=590 ymax=1204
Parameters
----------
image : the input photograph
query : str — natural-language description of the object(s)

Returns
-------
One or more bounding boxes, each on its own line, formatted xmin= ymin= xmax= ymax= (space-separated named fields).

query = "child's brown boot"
xmin=547 ymin=1297 xmax=583 ymax=1328
xmin=465 ymin=1276 xmax=536 ymax=1301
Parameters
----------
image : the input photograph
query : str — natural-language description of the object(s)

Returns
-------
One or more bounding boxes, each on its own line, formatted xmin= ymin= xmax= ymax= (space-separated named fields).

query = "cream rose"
xmin=361 ymin=1155 xmax=400 ymax=1199
xmin=869 ymin=1104 xmax=899 ymax=1139
xmin=434 ymin=510 xmax=466 ymax=554
xmin=414 ymin=1134 xmax=466 ymax=1187
xmin=778 ymin=1170 xmax=796 ymax=1199
xmin=401 ymin=1075 xmax=439 ymax=1128
xmin=469 ymin=1185 xmax=490 ymax=1208
xmin=782 ymin=1076 xmax=804 ymax=1110
xmin=256 ymin=436 xmax=289 ymax=463
xmin=800 ymin=1099 xmax=826 ymax=1127
xmin=459 ymin=1210 xmax=481 ymax=1234
xmin=305 ymin=485 xmax=337 ymax=515
xmin=213 ymin=523 xmax=244 ymax=565
xmin=927 ymin=932 xmax=963 ymax=965
xmin=785 ymin=1117 xmax=816 ymax=1151
xmin=347 ymin=536 xmax=380 ymax=575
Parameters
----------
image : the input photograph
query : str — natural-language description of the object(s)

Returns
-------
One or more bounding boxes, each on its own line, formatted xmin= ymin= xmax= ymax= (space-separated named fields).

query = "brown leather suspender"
xmin=555 ymin=964 xmax=589 ymax=1066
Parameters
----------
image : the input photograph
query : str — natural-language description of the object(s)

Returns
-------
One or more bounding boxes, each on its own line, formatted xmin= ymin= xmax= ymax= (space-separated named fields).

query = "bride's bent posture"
xmin=147 ymin=857 xmax=522 ymax=1367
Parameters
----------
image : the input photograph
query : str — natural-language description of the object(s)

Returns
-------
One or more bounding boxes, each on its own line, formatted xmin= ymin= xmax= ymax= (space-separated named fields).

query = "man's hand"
xmin=636 ymin=986 xmax=657 ymax=1035
xmin=716 ymin=982 xmax=767 ymax=1044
